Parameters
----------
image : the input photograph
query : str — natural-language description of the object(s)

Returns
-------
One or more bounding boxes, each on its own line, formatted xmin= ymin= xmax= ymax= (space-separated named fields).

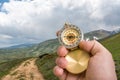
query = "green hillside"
xmin=0 ymin=30 xmax=112 ymax=63
xmin=36 ymin=53 xmax=58 ymax=80
xmin=0 ymin=58 xmax=31 ymax=78
xmin=36 ymin=33 xmax=120 ymax=80
xmin=100 ymin=33 xmax=120 ymax=59
xmin=27 ymin=39 xmax=60 ymax=57
xmin=0 ymin=33 xmax=119 ymax=80
xmin=0 ymin=39 xmax=60 ymax=63
xmin=0 ymin=47 xmax=33 ymax=63
xmin=100 ymin=33 xmax=120 ymax=79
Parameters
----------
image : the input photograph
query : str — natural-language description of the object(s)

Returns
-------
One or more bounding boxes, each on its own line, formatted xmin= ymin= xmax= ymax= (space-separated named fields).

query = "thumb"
xmin=79 ymin=40 xmax=109 ymax=56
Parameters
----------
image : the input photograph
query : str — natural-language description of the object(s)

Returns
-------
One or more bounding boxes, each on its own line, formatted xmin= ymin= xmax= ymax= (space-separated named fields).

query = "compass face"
xmin=58 ymin=23 xmax=83 ymax=49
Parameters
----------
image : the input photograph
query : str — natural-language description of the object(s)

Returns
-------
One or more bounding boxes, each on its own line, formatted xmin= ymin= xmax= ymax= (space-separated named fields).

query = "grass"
xmin=23 ymin=61 xmax=30 ymax=66
xmin=0 ymin=33 xmax=119 ymax=80
xmin=100 ymin=33 xmax=120 ymax=58
xmin=36 ymin=33 xmax=120 ymax=80
xmin=10 ymin=71 xmax=18 ymax=76
xmin=100 ymin=33 xmax=120 ymax=80
xmin=115 ymin=60 xmax=120 ymax=79
xmin=30 ymin=72 xmax=34 ymax=80
xmin=36 ymin=53 xmax=58 ymax=80
xmin=0 ymin=57 xmax=31 ymax=78
xmin=16 ymin=74 xmax=26 ymax=80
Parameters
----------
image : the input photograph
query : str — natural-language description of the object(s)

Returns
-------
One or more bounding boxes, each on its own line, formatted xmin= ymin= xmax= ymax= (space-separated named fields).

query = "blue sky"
xmin=0 ymin=0 xmax=120 ymax=48
xmin=0 ymin=0 xmax=9 ymax=6
xmin=0 ymin=0 xmax=9 ymax=3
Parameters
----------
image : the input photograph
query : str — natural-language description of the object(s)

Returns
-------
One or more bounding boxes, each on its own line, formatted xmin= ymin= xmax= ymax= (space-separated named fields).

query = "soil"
xmin=1 ymin=58 xmax=44 ymax=80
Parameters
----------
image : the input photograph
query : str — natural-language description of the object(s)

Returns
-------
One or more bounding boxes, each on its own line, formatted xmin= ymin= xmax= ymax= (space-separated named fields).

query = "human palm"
xmin=53 ymin=40 xmax=117 ymax=80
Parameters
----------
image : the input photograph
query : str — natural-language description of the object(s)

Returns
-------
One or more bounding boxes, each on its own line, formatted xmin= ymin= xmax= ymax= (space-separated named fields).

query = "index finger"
xmin=57 ymin=46 xmax=68 ymax=57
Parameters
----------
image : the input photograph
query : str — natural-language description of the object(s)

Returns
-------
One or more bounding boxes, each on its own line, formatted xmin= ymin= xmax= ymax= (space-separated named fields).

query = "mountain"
xmin=0 ymin=39 xmax=60 ymax=63
xmin=0 ymin=29 xmax=119 ymax=63
xmin=26 ymin=39 xmax=60 ymax=57
xmin=28 ymin=29 xmax=120 ymax=57
xmin=36 ymin=32 xmax=120 ymax=80
xmin=0 ymin=46 xmax=32 ymax=63
xmin=84 ymin=29 xmax=112 ymax=40
xmin=2 ymin=43 xmax=36 ymax=49
xmin=0 ymin=31 xmax=120 ymax=80
xmin=112 ymin=28 xmax=120 ymax=34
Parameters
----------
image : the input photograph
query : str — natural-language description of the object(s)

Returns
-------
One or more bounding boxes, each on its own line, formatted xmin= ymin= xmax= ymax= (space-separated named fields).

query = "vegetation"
xmin=0 ymin=32 xmax=119 ymax=80
xmin=30 ymin=39 xmax=60 ymax=57
xmin=100 ymin=33 xmax=120 ymax=79
xmin=36 ymin=33 xmax=120 ymax=80
xmin=0 ymin=47 xmax=33 ymax=63
xmin=100 ymin=33 xmax=120 ymax=59
xmin=0 ymin=58 xmax=31 ymax=78
xmin=36 ymin=53 xmax=58 ymax=80
xmin=0 ymin=39 xmax=60 ymax=63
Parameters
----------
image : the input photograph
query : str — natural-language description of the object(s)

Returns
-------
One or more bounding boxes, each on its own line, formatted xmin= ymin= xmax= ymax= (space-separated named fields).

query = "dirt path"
xmin=1 ymin=58 xmax=44 ymax=80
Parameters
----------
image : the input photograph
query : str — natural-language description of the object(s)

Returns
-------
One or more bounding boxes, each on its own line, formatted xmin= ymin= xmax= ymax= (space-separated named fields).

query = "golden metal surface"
xmin=58 ymin=23 xmax=90 ymax=74
xmin=65 ymin=49 xmax=90 ymax=74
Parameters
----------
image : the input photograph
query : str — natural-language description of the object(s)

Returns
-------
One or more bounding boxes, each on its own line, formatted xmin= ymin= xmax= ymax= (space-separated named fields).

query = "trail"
xmin=1 ymin=58 xmax=44 ymax=80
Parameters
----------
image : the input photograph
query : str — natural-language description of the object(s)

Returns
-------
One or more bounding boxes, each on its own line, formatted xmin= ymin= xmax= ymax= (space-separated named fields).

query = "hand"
xmin=53 ymin=40 xmax=117 ymax=80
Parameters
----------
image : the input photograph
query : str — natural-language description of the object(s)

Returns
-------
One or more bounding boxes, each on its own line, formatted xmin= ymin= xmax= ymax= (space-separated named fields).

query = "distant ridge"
xmin=27 ymin=39 xmax=60 ymax=57
xmin=1 ymin=43 xmax=36 ymax=49
xmin=0 ymin=30 xmax=120 ymax=80
xmin=0 ymin=29 xmax=119 ymax=63
xmin=84 ymin=29 xmax=112 ymax=40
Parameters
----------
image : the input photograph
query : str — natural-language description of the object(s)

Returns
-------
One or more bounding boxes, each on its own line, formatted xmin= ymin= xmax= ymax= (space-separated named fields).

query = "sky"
xmin=0 ymin=0 xmax=120 ymax=48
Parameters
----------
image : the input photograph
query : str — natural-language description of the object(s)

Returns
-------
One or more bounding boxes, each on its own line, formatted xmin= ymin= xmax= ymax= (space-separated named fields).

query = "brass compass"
xmin=58 ymin=23 xmax=90 ymax=74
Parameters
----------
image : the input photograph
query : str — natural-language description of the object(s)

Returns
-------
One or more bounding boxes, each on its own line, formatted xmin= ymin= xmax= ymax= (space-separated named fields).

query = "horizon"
xmin=0 ymin=28 xmax=120 ymax=49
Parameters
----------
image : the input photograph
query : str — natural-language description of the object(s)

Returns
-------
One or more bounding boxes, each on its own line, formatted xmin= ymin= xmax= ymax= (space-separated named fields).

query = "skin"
xmin=53 ymin=40 xmax=117 ymax=80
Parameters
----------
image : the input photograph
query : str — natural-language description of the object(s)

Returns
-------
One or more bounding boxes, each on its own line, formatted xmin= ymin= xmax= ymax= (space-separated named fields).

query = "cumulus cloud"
xmin=0 ymin=0 xmax=120 ymax=47
xmin=0 ymin=34 xmax=13 ymax=39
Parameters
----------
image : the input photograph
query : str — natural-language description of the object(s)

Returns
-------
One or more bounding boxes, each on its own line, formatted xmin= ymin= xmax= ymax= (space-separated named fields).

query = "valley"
xmin=0 ymin=29 xmax=119 ymax=80
xmin=1 ymin=58 xmax=44 ymax=80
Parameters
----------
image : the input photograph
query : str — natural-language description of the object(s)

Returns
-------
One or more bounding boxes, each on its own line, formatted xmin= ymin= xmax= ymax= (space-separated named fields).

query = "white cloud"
xmin=58 ymin=0 xmax=86 ymax=9
xmin=0 ymin=0 xmax=53 ymax=26
xmin=0 ymin=34 xmax=14 ymax=48
xmin=0 ymin=34 xmax=13 ymax=40
xmin=0 ymin=0 xmax=120 ymax=47
xmin=0 ymin=0 xmax=56 ymax=42
xmin=88 ymin=0 xmax=103 ymax=19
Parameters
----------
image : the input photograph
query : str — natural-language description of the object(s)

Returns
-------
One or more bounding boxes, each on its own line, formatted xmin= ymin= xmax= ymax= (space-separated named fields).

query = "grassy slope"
xmin=100 ymin=33 xmax=120 ymax=79
xmin=0 ymin=39 xmax=59 ymax=63
xmin=36 ymin=33 xmax=120 ymax=80
xmin=36 ymin=53 xmax=58 ymax=80
xmin=0 ymin=58 xmax=31 ymax=78
xmin=100 ymin=33 xmax=120 ymax=59
xmin=0 ymin=47 xmax=33 ymax=63
xmin=0 ymin=33 xmax=119 ymax=80
xmin=30 ymin=39 xmax=60 ymax=57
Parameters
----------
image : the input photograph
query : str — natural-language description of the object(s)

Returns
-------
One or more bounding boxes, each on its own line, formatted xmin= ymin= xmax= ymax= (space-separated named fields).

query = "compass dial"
xmin=58 ymin=23 xmax=89 ymax=74
xmin=58 ymin=23 xmax=83 ymax=49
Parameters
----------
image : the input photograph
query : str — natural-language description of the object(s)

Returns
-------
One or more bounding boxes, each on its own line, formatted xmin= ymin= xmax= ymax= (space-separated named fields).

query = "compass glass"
xmin=62 ymin=28 xmax=79 ymax=45
xmin=59 ymin=26 xmax=82 ymax=49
